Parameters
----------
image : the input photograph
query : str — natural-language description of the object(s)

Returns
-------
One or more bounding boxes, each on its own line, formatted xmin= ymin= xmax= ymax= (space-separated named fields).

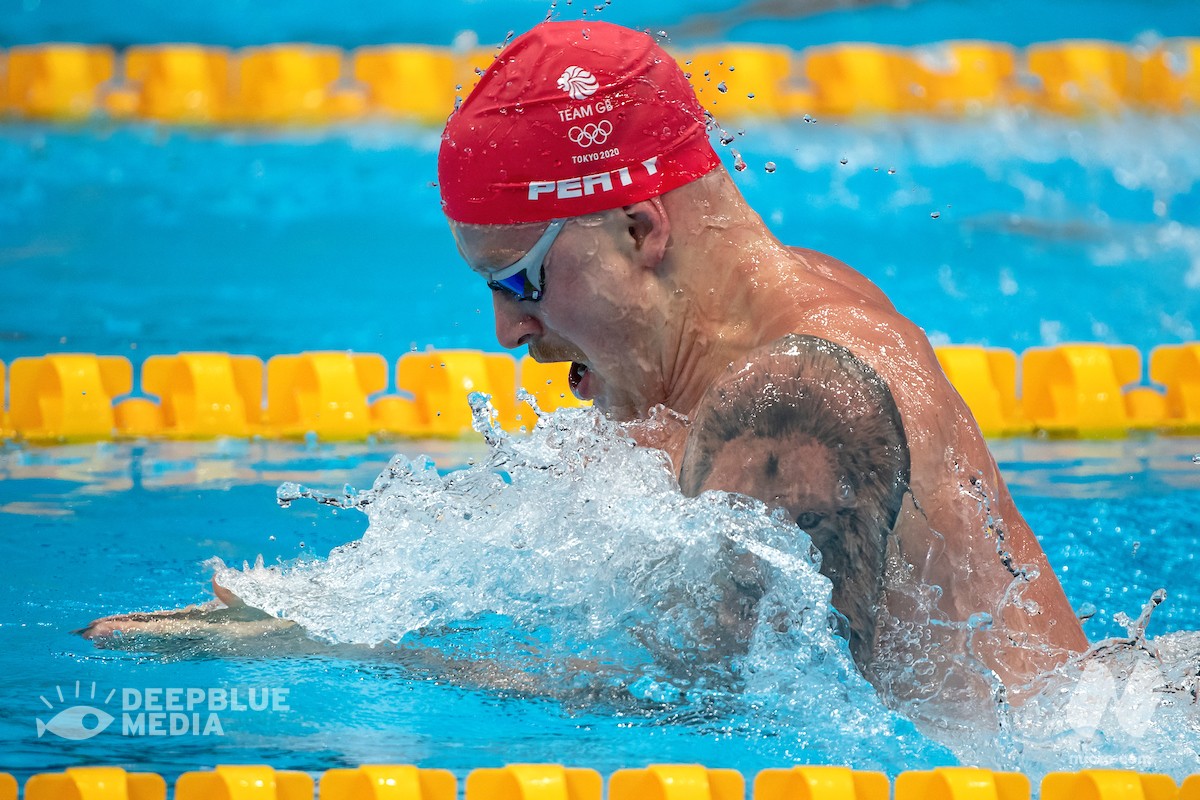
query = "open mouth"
xmin=568 ymin=361 xmax=588 ymax=391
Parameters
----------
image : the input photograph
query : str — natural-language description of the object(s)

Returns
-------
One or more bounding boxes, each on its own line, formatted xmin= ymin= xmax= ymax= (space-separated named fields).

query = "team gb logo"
xmin=558 ymin=66 xmax=599 ymax=100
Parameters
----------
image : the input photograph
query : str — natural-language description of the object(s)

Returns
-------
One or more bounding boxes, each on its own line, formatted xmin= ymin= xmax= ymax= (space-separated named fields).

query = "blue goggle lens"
xmin=482 ymin=219 xmax=565 ymax=303
xmin=488 ymin=269 xmax=542 ymax=301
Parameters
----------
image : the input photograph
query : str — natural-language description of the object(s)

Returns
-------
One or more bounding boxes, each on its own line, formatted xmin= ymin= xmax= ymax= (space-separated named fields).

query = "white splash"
xmin=214 ymin=395 xmax=932 ymax=768
xmin=213 ymin=395 xmax=1199 ymax=778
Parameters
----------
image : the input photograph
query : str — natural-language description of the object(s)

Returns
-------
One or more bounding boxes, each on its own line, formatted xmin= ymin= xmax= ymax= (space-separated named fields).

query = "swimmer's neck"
xmin=650 ymin=224 xmax=823 ymax=422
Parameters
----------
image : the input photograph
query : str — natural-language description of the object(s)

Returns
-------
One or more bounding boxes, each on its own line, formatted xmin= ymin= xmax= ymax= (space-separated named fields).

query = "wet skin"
xmin=83 ymin=168 xmax=1088 ymax=707
xmin=454 ymin=169 xmax=1088 ymax=696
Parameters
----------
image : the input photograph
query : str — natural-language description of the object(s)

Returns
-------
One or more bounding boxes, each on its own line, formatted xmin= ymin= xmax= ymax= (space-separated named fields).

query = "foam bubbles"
xmin=215 ymin=396 xmax=939 ymax=767
xmin=214 ymin=397 xmax=1198 ymax=777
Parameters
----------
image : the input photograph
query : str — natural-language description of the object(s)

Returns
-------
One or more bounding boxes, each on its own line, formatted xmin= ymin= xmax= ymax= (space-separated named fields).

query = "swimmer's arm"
xmin=76 ymin=578 xmax=306 ymax=654
xmin=839 ymin=320 xmax=1090 ymax=686
xmin=678 ymin=334 xmax=910 ymax=668
xmin=79 ymin=581 xmax=609 ymax=697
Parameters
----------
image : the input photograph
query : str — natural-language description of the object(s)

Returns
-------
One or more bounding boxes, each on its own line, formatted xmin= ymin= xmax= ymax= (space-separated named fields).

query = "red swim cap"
xmin=438 ymin=21 xmax=721 ymax=225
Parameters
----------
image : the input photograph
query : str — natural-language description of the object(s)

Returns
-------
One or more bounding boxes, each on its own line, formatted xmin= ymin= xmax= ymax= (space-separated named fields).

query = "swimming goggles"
xmin=484 ymin=219 xmax=566 ymax=302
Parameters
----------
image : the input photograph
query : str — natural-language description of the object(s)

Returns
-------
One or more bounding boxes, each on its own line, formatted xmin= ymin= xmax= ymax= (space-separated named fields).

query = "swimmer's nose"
xmin=492 ymin=292 xmax=542 ymax=350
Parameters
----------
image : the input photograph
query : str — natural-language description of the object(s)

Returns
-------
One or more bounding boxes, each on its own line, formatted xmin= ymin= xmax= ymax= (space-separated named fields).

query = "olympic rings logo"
xmin=568 ymin=120 xmax=614 ymax=148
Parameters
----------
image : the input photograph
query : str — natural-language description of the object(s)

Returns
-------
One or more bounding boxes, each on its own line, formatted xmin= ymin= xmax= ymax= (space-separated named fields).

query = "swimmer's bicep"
xmin=679 ymin=334 xmax=910 ymax=664
xmin=680 ymin=333 xmax=909 ymax=497
xmin=679 ymin=336 xmax=804 ymax=495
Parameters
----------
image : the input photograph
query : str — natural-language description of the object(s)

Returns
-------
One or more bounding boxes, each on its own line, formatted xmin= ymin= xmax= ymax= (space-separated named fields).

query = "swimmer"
xmin=82 ymin=21 xmax=1087 ymax=706
xmin=438 ymin=20 xmax=1087 ymax=697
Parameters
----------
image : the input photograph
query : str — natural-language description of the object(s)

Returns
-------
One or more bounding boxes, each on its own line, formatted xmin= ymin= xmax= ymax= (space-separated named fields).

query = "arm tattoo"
xmin=680 ymin=334 xmax=910 ymax=668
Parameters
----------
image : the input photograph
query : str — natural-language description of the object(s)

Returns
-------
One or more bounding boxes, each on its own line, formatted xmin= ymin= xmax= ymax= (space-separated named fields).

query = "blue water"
xmin=2 ymin=114 xmax=1198 ymax=366
xmin=1 ymin=435 xmax=1198 ymax=785
xmin=3 ymin=0 xmax=1200 ymax=786
xmin=2 ymin=1 xmax=1198 ymax=365
xmin=1 ymin=0 xmax=1198 ymax=49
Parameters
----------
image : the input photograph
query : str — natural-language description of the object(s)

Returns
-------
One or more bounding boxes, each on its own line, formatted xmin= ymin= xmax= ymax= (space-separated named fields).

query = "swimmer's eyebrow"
xmin=453 ymin=226 xmax=547 ymax=273
xmin=462 ymin=246 xmax=540 ymax=278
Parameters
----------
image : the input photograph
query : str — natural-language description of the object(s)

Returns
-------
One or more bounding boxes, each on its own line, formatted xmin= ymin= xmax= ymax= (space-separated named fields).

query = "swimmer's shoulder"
xmin=681 ymin=332 xmax=909 ymax=493
xmin=788 ymin=246 xmax=897 ymax=312
xmin=780 ymin=245 xmax=945 ymax=401
xmin=679 ymin=332 xmax=911 ymax=667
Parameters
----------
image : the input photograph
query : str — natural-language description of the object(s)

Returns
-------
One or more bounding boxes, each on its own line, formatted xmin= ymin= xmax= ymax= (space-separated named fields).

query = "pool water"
xmin=1 ymin=114 xmax=1199 ymax=363
xmin=3 ymin=0 xmax=1200 ymax=785
xmin=3 ymin=0 xmax=1198 ymax=50
xmin=1 ymin=425 xmax=1198 ymax=785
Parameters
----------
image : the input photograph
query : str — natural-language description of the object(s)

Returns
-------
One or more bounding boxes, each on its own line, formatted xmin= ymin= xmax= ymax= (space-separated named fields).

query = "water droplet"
xmin=719 ymin=132 xmax=735 ymax=146
xmin=747 ymin=93 xmax=755 ymax=99
xmin=1076 ymin=601 xmax=1097 ymax=621
xmin=968 ymin=612 xmax=993 ymax=630
xmin=839 ymin=157 xmax=848 ymax=165
xmin=1193 ymin=454 xmax=1200 ymax=463
xmin=684 ymin=72 xmax=692 ymax=79
xmin=887 ymin=168 xmax=896 ymax=174
xmin=455 ymin=84 xmax=462 ymax=91
xmin=729 ymin=66 xmax=735 ymax=72
xmin=582 ymin=28 xmax=590 ymax=39
xmin=930 ymin=211 xmax=941 ymax=219
xmin=299 ymin=541 xmax=306 ymax=549
xmin=803 ymin=114 xmax=816 ymax=123
xmin=268 ymin=535 xmax=276 ymax=541
xmin=684 ymin=59 xmax=692 ymax=66
xmin=717 ymin=81 xmax=728 ymax=93
xmin=703 ymin=70 xmax=710 ymax=78
xmin=764 ymin=161 xmax=777 ymax=173
xmin=474 ymin=67 xmax=485 ymax=76
xmin=732 ymin=150 xmax=746 ymax=172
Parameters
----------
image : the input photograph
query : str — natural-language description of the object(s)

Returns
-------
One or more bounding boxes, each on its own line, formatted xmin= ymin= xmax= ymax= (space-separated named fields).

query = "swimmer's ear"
xmin=622 ymin=197 xmax=670 ymax=267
